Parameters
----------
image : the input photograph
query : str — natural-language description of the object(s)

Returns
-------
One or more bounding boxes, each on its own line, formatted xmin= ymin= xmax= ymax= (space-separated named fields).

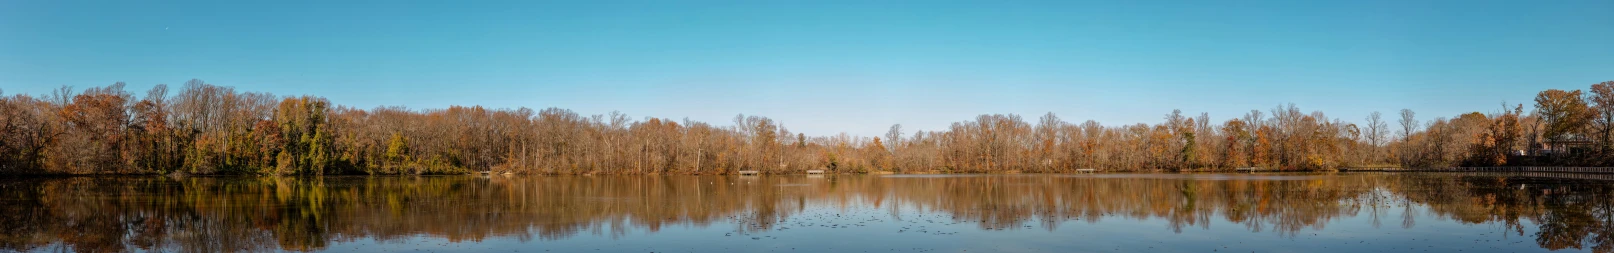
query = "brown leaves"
xmin=1535 ymin=89 xmax=1595 ymax=141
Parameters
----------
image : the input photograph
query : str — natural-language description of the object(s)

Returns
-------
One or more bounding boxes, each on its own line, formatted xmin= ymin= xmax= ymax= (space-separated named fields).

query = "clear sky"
xmin=3 ymin=0 xmax=1611 ymax=137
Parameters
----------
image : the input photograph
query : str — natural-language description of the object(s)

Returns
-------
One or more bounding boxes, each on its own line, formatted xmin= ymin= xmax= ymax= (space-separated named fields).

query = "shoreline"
xmin=7 ymin=166 xmax=1614 ymax=178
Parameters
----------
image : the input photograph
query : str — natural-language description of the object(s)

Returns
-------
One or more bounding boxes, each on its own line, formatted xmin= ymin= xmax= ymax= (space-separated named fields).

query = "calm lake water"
xmin=1 ymin=173 xmax=1611 ymax=253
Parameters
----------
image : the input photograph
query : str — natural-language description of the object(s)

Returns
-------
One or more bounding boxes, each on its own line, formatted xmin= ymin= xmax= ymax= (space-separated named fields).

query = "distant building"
xmin=1510 ymin=149 xmax=1528 ymax=156
xmin=1541 ymin=134 xmax=1594 ymax=156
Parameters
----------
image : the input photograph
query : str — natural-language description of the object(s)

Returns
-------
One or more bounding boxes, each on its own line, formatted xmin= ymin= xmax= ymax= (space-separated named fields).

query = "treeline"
xmin=1 ymin=80 xmax=1611 ymax=175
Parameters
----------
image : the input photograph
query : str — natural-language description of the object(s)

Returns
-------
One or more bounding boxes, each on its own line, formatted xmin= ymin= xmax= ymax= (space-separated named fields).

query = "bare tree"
xmin=885 ymin=124 xmax=903 ymax=153
xmin=1365 ymin=112 xmax=1387 ymax=147
xmin=1399 ymin=109 xmax=1418 ymax=140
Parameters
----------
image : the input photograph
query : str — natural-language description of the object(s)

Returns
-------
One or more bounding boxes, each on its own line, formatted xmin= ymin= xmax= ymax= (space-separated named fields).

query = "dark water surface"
xmin=2 ymin=173 xmax=1611 ymax=253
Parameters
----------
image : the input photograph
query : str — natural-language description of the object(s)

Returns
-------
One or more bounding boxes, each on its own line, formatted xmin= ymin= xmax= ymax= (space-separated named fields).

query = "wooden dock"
xmin=1351 ymin=171 xmax=1614 ymax=182
xmin=1074 ymin=168 xmax=1096 ymax=174
xmin=1482 ymin=171 xmax=1614 ymax=181
xmin=1339 ymin=167 xmax=1614 ymax=174
xmin=737 ymin=170 xmax=760 ymax=175
xmin=805 ymin=169 xmax=825 ymax=174
xmin=1338 ymin=167 xmax=1401 ymax=172
xmin=1234 ymin=167 xmax=1265 ymax=173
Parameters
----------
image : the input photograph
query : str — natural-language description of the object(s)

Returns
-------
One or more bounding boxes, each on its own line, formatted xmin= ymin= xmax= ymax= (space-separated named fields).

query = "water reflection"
xmin=1391 ymin=174 xmax=1614 ymax=252
xmin=0 ymin=173 xmax=1609 ymax=252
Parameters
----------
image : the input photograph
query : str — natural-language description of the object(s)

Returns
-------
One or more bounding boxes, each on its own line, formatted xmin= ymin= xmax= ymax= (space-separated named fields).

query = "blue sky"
xmin=3 ymin=0 xmax=1611 ymax=136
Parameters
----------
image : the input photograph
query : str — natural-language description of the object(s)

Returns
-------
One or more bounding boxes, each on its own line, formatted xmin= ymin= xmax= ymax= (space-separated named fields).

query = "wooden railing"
xmin=1342 ymin=171 xmax=1614 ymax=181
xmin=1339 ymin=167 xmax=1614 ymax=174
xmin=1233 ymin=167 xmax=1264 ymax=173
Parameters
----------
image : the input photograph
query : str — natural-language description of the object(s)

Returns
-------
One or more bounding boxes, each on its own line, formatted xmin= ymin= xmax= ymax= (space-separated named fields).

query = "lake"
xmin=1 ymin=173 xmax=1610 ymax=253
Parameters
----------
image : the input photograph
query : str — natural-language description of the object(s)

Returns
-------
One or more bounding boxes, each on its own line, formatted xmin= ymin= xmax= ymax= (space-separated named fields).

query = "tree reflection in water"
xmin=0 ymin=173 xmax=1609 ymax=252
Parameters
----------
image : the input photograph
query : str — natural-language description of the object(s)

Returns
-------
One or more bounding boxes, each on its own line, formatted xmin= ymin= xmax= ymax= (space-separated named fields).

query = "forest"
xmin=1 ymin=80 xmax=1611 ymax=175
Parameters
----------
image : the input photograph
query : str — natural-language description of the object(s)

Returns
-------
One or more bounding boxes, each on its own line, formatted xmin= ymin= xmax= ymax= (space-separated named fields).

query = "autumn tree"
xmin=1466 ymin=105 xmax=1523 ymax=166
xmin=1589 ymin=81 xmax=1614 ymax=155
xmin=56 ymin=83 xmax=134 ymax=173
xmin=128 ymin=84 xmax=182 ymax=173
xmin=869 ymin=137 xmax=890 ymax=170
xmin=1535 ymin=89 xmax=1594 ymax=155
xmin=0 ymin=93 xmax=61 ymax=174
xmin=275 ymin=96 xmax=334 ymax=175
xmin=384 ymin=132 xmax=410 ymax=171
xmin=1217 ymin=119 xmax=1249 ymax=168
